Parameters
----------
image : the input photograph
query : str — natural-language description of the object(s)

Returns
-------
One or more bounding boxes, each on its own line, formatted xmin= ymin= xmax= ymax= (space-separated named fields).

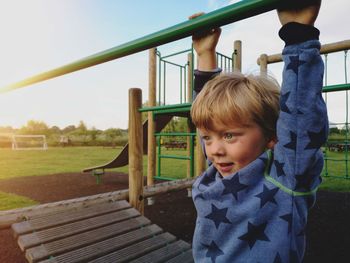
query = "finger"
xmin=189 ymin=12 xmax=205 ymax=20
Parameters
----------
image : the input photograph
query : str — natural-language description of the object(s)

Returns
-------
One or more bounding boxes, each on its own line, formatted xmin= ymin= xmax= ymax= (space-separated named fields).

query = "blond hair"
xmin=191 ymin=72 xmax=280 ymax=140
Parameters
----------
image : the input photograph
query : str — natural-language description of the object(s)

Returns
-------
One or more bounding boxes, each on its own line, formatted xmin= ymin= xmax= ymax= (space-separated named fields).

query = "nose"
xmin=208 ymin=139 xmax=225 ymax=156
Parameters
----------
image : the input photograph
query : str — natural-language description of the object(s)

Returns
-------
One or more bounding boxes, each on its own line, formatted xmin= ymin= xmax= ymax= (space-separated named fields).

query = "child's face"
xmin=199 ymin=120 xmax=273 ymax=177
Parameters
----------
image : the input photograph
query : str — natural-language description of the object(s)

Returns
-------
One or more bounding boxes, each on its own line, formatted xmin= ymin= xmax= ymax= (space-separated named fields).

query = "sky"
xmin=0 ymin=0 xmax=349 ymax=130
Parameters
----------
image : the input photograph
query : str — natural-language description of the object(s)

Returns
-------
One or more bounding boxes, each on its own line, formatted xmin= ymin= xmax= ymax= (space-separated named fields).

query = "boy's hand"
xmin=277 ymin=0 xmax=321 ymax=26
xmin=189 ymin=12 xmax=221 ymax=71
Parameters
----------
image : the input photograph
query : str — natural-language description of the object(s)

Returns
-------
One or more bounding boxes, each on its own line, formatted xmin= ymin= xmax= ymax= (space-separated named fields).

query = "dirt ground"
xmin=0 ymin=172 xmax=349 ymax=263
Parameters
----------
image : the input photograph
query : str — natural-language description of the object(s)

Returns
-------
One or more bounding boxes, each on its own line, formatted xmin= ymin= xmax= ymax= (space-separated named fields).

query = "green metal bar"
xmin=157 ymin=136 xmax=162 ymax=178
xmin=217 ymin=52 xmax=232 ymax=60
xmin=153 ymin=176 xmax=179 ymax=181
xmin=161 ymin=49 xmax=192 ymax=59
xmin=324 ymin=159 xmax=350 ymax=162
xmin=191 ymin=46 xmax=195 ymax=100
xmin=140 ymin=103 xmax=191 ymax=112
xmin=0 ymin=0 xmax=281 ymax=93
xmin=161 ymin=59 xmax=184 ymax=68
xmin=180 ymin=67 xmax=183 ymax=104
xmin=322 ymin=83 xmax=350 ymax=93
xmin=155 ymin=132 xmax=196 ymax=136
xmin=153 ymin=107 xmax=191 ymax=115
xmin=190 ymin=128 xmax=195 ymax=178
xmin=159 ymin=155 xmax=191 ymax=160
xmin=163 ymin=62 xmax=166 ymax=104
xmin=158 ymin=52 xmax=162 ymax=105
xmin=184 ymin=64 xmax=188 ymax=102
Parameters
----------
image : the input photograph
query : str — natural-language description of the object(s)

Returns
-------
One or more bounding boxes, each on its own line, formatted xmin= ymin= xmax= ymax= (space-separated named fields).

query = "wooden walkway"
xmin=11 ymin=200 xmax=193 ymax=263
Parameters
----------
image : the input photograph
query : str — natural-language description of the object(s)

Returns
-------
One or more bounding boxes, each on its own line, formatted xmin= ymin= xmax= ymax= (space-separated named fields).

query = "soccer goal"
xmin=12 ymin=135 xmax=48 ymax=150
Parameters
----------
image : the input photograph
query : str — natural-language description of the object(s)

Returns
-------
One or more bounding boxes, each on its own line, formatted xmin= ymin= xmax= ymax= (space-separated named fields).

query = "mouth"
xmin=216 ymin=162 xmax=235 ymax=173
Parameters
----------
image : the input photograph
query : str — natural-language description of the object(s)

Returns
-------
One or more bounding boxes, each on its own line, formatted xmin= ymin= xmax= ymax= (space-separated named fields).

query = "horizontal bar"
xmin=1 ymin=0 xmax=281 ymax=93
xmin=216 ymin=52 xmax=232 ymax=60
xmin=153 ymin=176 xmax=178 ymax=181
xmin=155 ymin=132 xmax=196 ymax=136
xmin=257 ymin=39 xmax=350 ymax=65
xmin=324 ymin=158 xmax=350 ymax=161
xmin=322 ymin=83 xmax=350 ymax=93
xmin=159 ymin=155 xmax=191 ymax=160
xmin=140 ymin=103 xmax=191 ymax=112
xmin=153 ymin=107 xmax=191 ymax=116
xmin=161 ymin=59 xmax=185 ymax=68
xmin=161 ymin=49 xmax=192 ymax=59
xmin=321 ymin=175 xmax=350 ymax=179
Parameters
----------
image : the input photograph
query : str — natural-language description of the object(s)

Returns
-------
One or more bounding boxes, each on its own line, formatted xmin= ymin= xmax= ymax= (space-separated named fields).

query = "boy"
xmin=190 ymin=1 xmax=328 ymax=262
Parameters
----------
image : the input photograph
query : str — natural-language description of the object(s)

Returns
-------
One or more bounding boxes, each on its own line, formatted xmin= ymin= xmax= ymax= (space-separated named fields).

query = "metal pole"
xmin=1 ymin=0 xmax=281 ymax=93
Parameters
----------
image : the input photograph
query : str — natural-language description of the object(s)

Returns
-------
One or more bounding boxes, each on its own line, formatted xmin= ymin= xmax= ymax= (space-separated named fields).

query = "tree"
xmin=77 ymin=121 xmax=87 ymax=133
xmin=19 ymin=120 xmax=49 ymax=135
xmin=49 ymin=126 xmax=61 ymax=135
xmin=62 ymin=125 xmax=76 ymax=134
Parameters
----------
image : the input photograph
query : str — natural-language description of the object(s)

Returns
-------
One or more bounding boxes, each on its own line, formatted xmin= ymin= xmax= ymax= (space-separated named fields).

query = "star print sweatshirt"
xmin=192 ymin=23 xmax=329 ymax=263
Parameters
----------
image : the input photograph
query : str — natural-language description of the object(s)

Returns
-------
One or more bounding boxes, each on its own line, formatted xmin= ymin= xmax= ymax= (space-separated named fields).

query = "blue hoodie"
xmin=192 ymin=23 xmax=328 ymax=263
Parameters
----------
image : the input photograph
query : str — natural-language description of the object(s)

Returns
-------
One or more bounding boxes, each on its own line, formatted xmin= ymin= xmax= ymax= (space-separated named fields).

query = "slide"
xmin=83 ymin=114 xmax=175 ymax=173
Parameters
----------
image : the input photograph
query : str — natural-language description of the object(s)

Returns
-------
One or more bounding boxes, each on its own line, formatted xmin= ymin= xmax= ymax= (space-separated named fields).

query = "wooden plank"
xmin=19 ymin=207 xmax=140 ymax=251
xmin=0 ymin=189 xmax=129 ymax=229
xmin=165 ymin=250 xmax=194 ymax=263
xmin=23 ymin=216 xmax=150 ymax=262
xmin=37 ymin=224 xmax=163 ymax=263
xmin=2 ymin=179 xmax=193 ymax=229
xmin=12 ymin=200 xmax=130 ymax=237
xmin=89 ymin=232 xmax=176 ymax=263
xmin=129 ymin=240 xmax=191 ymax=263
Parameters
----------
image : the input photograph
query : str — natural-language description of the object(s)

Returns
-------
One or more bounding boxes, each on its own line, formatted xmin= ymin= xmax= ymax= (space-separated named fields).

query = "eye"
xmin=224 ymin=133 xmax=234 ymax=141
xmin=201 ymin=135 xmax=211 ymax=141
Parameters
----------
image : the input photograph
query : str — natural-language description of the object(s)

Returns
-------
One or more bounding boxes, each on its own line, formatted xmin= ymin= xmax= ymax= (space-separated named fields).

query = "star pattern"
xmin=295 ymin=173 xmax=313 ymax=191
xmin=201 ymin=174 xmax=216 ymax=187
xmin=304 ymin=126 xmax=327 ymax=150
xmin=284 ymin=131 xmax=297 ymax=151
xmin=286 ymin=56 xmax=306 ymax=74
xmin=255 ymin=185 xmax=279 ymax=208
xmin=238 ymin=221 xmax=270 ymax=249
xmin=273 ymin=253 xmax=283 ymax=263
xmin=221 ymin=173 xmax=248 ymax=200
xmin=202 ymin=241 xmax=224 ymax=263
xmin=280 ymin=91 xmax=291 ymax=113
xmin=191 ymin=42 xmax=325 ymax=263
xmin=274 ymin=160 xmax=285 ymax=177
xmin=280 ymin=213 xmax=293 ymax=234
xmin=205 ymin=204 xmax=232 ymax=229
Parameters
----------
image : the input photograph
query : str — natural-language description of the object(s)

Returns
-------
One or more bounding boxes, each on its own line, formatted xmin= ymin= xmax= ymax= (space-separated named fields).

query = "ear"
xmin=266 ymin=136 xmax=277 ymax=149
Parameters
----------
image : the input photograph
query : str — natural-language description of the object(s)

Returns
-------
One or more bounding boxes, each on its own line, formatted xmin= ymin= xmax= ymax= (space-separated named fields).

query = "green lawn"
xmin=0 ymin=147 xmax=349 ymax=211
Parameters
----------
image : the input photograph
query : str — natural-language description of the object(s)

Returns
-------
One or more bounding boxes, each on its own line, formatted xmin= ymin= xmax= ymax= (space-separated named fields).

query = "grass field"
xmin=0 ymin=147 xmax=349 ymax=211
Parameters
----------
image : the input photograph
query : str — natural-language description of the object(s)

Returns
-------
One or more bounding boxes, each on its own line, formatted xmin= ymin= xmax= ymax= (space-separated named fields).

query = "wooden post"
xmin=233 ymin=40 xmax=242 ymax=72
xmin=259 ymin=54 xmax=268 ymax=76
xmin=128 ymin=88 xmax=144 ymax=214
xmin=147 ymin=48 xmax=157 ymax=205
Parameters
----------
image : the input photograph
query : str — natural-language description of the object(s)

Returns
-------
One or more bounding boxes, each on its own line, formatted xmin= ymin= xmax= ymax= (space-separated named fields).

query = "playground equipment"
xmin=258 ymin=39 xmax=350 ymax=179
xmin=83 ymin=44 xmax=238 ymax=184
xmin=1 ymin=0 xmax=346 ymax=261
